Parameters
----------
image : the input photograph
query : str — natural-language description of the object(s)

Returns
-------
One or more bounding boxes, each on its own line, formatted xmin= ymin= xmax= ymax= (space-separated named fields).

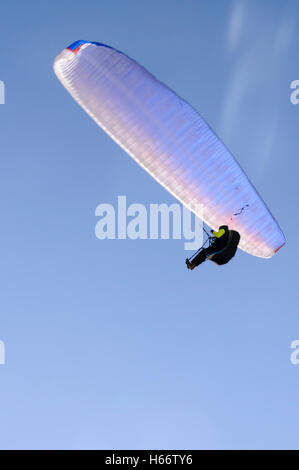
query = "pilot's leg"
xmin=186 ymin=248 xmax=208 ymax=269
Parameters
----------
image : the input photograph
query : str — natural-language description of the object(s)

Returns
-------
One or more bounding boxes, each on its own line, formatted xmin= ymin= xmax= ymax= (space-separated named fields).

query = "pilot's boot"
xmin=185 ymin=259 xmax=195 ymax=270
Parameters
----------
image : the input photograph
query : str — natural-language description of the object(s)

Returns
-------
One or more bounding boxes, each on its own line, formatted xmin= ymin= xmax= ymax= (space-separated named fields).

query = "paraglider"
xmin=186 ymin=225 xmax=240 ymax=269
xmin=54 ymin=40 xmax=285 ymax=267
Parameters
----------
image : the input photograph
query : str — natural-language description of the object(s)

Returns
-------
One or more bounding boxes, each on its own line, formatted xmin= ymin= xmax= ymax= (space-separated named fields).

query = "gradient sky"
xmin=0 ymin=0 xmax=298 ymax=450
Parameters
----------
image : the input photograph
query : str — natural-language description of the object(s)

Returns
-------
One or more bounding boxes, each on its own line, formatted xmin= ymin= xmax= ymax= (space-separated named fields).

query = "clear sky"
xmin=0 ymin=0 xmax=298 ymax=450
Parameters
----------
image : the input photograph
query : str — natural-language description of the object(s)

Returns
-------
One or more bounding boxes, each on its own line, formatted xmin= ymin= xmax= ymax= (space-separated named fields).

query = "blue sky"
xmin=0 ymin=0 xmax=298 ymax=450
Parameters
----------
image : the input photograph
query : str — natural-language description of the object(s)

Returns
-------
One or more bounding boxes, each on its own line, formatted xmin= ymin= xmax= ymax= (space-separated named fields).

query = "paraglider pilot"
xmin=186 ymin=225 xmax=240 ymax=269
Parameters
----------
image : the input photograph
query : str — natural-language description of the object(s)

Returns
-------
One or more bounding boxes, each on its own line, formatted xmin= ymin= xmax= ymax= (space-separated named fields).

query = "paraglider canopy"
xmin=54 ymin=40 xmax=285 ymax=259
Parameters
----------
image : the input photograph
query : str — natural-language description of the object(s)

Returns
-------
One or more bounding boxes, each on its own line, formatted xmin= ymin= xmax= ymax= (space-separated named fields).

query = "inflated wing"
xmin=54 ymin=40 xmax=285 ymax=258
